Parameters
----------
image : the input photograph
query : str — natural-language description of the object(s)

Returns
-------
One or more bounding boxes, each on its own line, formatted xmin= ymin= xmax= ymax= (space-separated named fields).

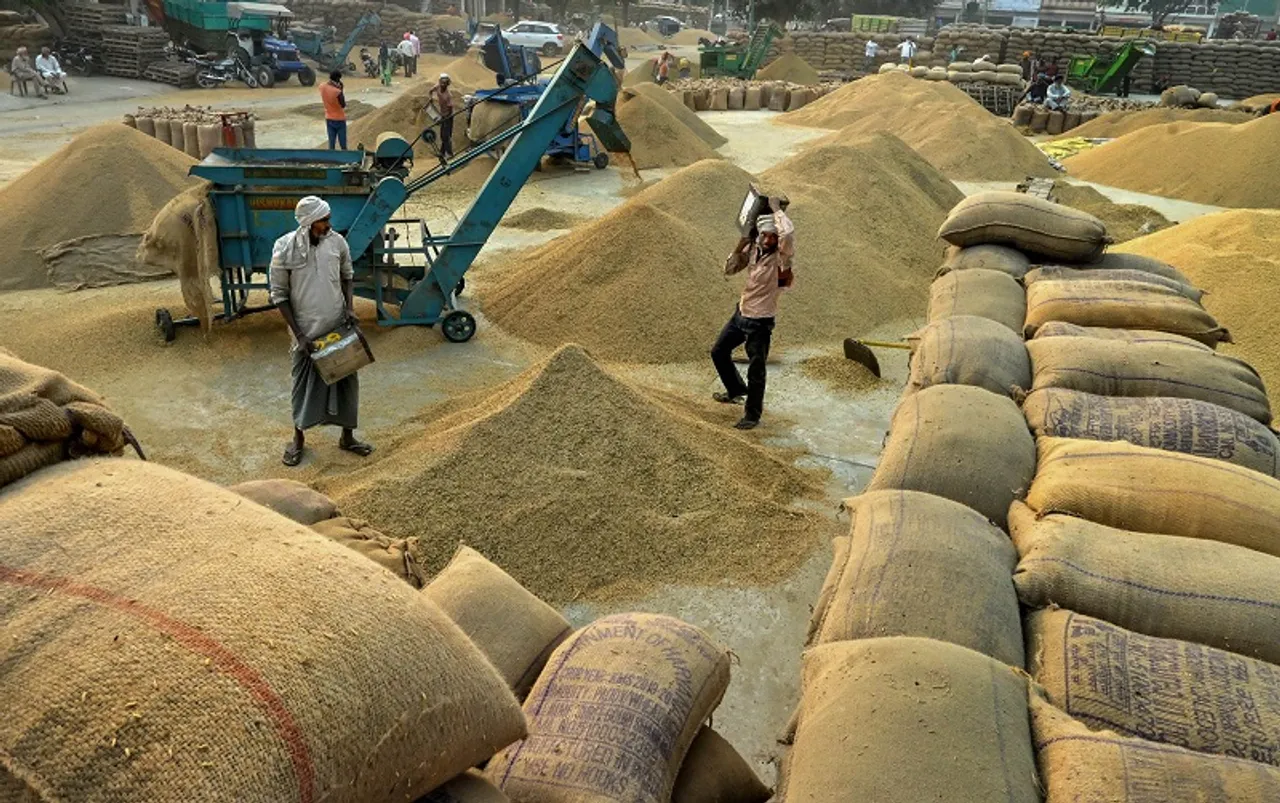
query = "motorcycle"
xmin=359 ymin=47 xmax=379 ymax=78
xmin=54 ymin=40 xmax=95 ymax=76
xmin=436 ymin=29 xmax=468 ymax=56
xmin=193 ymin=55 xmax=259 ymax=89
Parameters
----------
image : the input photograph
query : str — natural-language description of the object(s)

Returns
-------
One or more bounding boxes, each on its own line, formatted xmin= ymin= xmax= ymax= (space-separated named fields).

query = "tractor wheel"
xmin=255 ymin=65 xmax=276 ymax=88
xmin=441 ymin=310 xmax=476 ymax=343
xmin=298 ymin=66 xmax=316 ymax=86
xmin=593 ymin=152 xmax=609 ymax=169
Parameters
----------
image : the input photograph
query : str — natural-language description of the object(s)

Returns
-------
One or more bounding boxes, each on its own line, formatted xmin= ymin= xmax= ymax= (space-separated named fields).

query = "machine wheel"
xmin=298 ymin=66 xmax=316 ymax=86
xmin=441 ymin=310 xmax=476 ymax=343
xmin=255 ymin=65 xmax=276 ymax=88
xmin=593 ymin=152 xmax=609 ymax=169
xmin=155 ymin=308 xmax=176 ymax=343
xmin=541 ymin=42 xmax=559 ymax=56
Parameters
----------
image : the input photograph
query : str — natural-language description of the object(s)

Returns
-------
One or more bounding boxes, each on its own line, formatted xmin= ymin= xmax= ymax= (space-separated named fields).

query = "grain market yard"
xmin=0 ymin=81 xmax=907 ymax=784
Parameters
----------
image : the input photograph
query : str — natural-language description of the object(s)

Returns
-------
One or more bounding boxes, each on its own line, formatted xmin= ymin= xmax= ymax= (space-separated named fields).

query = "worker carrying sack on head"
xmin=269 ymin=196 xmax=374 ymax=466
xmin=711 ymin=201 xmax=795 ymax=431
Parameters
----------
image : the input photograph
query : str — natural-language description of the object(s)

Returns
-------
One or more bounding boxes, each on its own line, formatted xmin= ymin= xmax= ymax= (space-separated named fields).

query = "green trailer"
xmin=1067 ymin=39 xmax=1157 ymax=94
xmin=162 ymin=0 xmax=276 ymax=52
xmin=698 ymin=22 xmax=782 ymax=79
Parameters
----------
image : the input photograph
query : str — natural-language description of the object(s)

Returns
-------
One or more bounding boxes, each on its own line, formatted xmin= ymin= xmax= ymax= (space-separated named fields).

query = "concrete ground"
xmin=0 ymin=60 xmax=1225 ymax=785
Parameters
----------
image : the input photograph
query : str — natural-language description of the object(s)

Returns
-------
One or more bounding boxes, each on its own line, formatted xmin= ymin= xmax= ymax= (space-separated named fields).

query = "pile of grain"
xmin=800 ymin=354 xmax=884 ymax=392
xmin=348 ymin=85 xmax=476 ymax=158
xmin=322 ymin=344 xmax=827 ymax=601
xmin=1235 ymin=93 xmax=1279 ymax=113
xmin=622 ymin=57 xmax=658 ymax=86
xmin=613 ymin=93 xmax=721 ymax=169
xmin=0 ymin=124 xmax=197 ymax=292
xmin=479 ymin=134 xmax=960 ymax=362
xmin=1116 ymin=209 xmax=1280 ymax=394
xmin=1053 ymin=183 xmax=1171 ymax=243
xmin=503 ymin=207 xmax=589 ymax=231
xmin=617 ymin=26 xmax=660 ymax=48
xmin=1055 ymin=106 xmax=1254 ymax=140
xmin=625 ymin=83 xmax=727 ymax=147
xmin=440 ymin=52 xmax=499 ymax=87
xmin=778 ymin=71 xmax=1054 ymax=181
xmin=1065 ymin=114 xmax=1280 ymax=208
xmin=756 ymin=53 xmax=821 ymax=84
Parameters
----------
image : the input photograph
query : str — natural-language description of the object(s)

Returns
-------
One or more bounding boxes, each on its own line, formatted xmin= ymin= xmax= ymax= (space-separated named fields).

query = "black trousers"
xmin=711 ymin=307 xmax=774 ymax=422
xmin=440 ymin=117 xmax=454 ymax=158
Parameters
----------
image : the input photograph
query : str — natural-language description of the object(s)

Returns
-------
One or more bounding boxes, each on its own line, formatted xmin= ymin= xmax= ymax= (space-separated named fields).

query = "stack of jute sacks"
xmin=780 ymin=188 xmax=1280 ymax=800
xmin=672 ymin=79 xmax=840 ymax=112
xmin=286 ymin=0 xmax=442 ymax=51
xmin=1012 ymin=102 xmax=1101 ymax=135
xmin=0 ymin=351 xmax=768 ymax=802
xmin=769 ymin=32 xmax=940 ymax=74
xmin=123 ymin=107 xmax=256 ymax=159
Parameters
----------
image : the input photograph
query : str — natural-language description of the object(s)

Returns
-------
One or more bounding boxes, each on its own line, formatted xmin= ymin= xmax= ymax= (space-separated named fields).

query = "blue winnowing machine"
xmin=155 ymin=23 xmax=629 ymax=344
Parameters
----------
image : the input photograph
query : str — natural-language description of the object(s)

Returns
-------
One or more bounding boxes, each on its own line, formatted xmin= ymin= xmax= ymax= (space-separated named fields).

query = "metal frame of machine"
xmin=698 ymin=22 xmax=782 ymax=79
xmin=1067 ymin=39 xmax=1157 ymax=94
xmin=155 ymin=24 xmax=630 ymax=343
xmin=288 ymin=11 xmax=380 ymax=76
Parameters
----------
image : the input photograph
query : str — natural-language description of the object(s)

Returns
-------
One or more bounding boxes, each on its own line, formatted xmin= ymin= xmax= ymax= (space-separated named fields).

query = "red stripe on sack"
xmin=0 ymin=563 xmax=315 ymax=803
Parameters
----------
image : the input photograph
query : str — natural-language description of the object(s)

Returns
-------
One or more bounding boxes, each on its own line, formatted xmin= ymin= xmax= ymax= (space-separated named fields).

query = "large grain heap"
xmin=1055 ymin=106 xmax=1254 ymax=140
xmin=1117 ymin=209 xmax=1280 ymax=393
xmin=1066 ymin=113 xmax=1280 ymax=208
xmin=480 ymin=135 xmax=960 ymax=362
xmin=614 ymin=92 xmax=722 ymax=169
xmin=324 ymin=344 xmax=826 ymax=601
xmin=777 ymin=71 xmax=1054 ymax=181
xmin=626 ymin=82 xmax=728 ymax=148
xmin=0 ymin=124 xmax=197 ymax=292
xmin=756 ymin=53 xmax=821 ymax=84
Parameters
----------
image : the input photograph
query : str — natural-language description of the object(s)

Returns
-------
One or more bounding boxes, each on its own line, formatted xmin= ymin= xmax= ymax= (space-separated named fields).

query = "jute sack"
xmin=229 ymin=478 xmax=338 ymax=524
xmin=485 ymin=613 xmax=730 ymax=803
xmin=0 ymin=459 xmax=526 ymax=802
xmin=810 ymin=490 xmax=1023 ymax=666
xmin=927 ymin=268 xmax=1027 ymax=334
xmin=1028 ymin=609 xmax=1280 ymax=765
xmin=907 ymin=315 xmax=1030 ymax=399
xmin=1087 ymin=251 xmax=1193 ymax=284
xmin=420 ymin=771 xmax=509 ymax=802
xmin=867 ymin=384 xmax=1036 ymax=529
xmin=672 ymin=727 xmax=770 ymax=803
xmin=1026 ymin=338 xmax=1271 ymax=424
xmin=1023 ymin=265 xmax=1203 ymax=302
xmin=422 ymin=545 xmax=572 ymax=699
xmin=1029 ymin=690 xmax=1280 ymax=801
xmin=1026 ymin=437 xmax=1280 ymax=558
xmin=806 ymin=535 xmax=851 ymax=644
xmin=1010 ymin=501 xmax=1280 ymax=666
xmin=0 ymin=352 xmax=129 ymax=489
xmin=1030 ymin=321 xmax=1213 ymax=352
xmin=1021 ymin=388 xmax=1279 ymax=477
xmin=136 ymin=184 xmax=220 ymax=330
xmin=743 ymin=86 xmax=762 ymax=110
xmin=310 ymin=516 xmax=427 ymax=587
xmin=783 ymin=638 xmax=1039 ymax=803
xmin=1023 ymin=279 xmax=1229 ymax=346
xmin=936 ymin=244 xmax=1030 ymax=279
xmin=938 ymin=191 xmax=1109 ymax=263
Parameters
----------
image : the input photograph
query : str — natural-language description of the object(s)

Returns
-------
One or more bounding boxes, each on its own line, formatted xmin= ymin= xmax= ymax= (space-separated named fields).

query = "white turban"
xmin=756 ymin=214 xmax=777 ymax=235
xmin=295 ymin=196 xmax=331 ymax=229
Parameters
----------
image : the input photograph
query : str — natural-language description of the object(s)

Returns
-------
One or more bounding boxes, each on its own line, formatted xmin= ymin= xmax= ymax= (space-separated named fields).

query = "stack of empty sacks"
xmin=1 ymin=351 xmax=767 ymax=803
xmin=1012 ymin=101 xmax=1102 ymax=135
xmin=935 ymin=189 xmax=1280 ymax=798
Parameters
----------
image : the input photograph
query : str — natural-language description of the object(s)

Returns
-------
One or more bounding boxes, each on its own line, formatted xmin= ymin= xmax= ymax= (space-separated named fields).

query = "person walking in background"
xmin=863 ymin=38 xmax=879 ymax=72
xmin=320 ymin=70 xmax=347 ymax=149
xmin=655 ymin=51 xmax=671 ymax=84
xmin=897 ymin=36 xmax=917 ymax=65
xmin=398 ymin=33 xmax=416 ymax=77
xmin=428 ymin=73 xmax=455 ymax=159
xmin=409 ymin=29 xmax=421 ymax=75
xmin=711 ymin=208 xmax=795 ymax=431
xmin=378 ymin=39 xmax=392 ymax=85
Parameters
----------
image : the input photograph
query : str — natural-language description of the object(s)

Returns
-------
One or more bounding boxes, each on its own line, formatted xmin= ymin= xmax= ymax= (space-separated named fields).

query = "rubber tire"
xmin=155 ymin=308 xmax=176 ymax=343
xmin=255 ymin=65 xmax=275 ymax=88
xmin=541 ymin=42 xmax=558 ymax=56
xmin=298 ymin=66 xmax=316 ymax=86
xmin=441 ymin=310 xmax=476 ymax=343
xmin=196 ymin=70 xmax=220 ymax=89
xmin=593 ymin=152 xmax=609 ymax=169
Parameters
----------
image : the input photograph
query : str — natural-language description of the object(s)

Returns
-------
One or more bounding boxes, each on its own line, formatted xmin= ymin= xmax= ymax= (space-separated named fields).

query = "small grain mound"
xmin=323 ymin=344 xmax=827 ymax=601
xmin=1055 ymin=106 xmax=1254 ymax=140
xmin=623 ymin=57 xmax=657 ymax=87
xmin=291 ymin=98 xmax=377 ymax=121
xmin=480 ymin=134 xmax=960 ymax=362
xmin=625 ymin=82 xmax=727 ymax=148
xmin=757 ymin=53 xmax=820 ymax=85
xmin=1234 ymin=93 xmax=1279 ymax=113
xmin=1117 ymin=209 xmax=1280 ymax=394
xmin=503 ymin=207 xmax=589 ymax=231
xmin=613 ymin=93 xmax=721 ymax=169
xmin=617 ymin=27 xmax=660 ymax=48
xmin=800 ymin=354 xmax=885 ymax=392
xmin=1053 ymin=183 xmax=1171 ymax=243
xmin=778 ymin=72 xmax=1054 ymax=180
xmin=0 ymin=124 xmax=197 ymax=292
xmin=1066 ymin=113 xmax=1280 ymax=208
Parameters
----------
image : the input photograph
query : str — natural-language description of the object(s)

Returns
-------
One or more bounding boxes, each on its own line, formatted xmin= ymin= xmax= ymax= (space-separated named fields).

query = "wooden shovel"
xmin=842 ymin=337 xmax=912 ymax=379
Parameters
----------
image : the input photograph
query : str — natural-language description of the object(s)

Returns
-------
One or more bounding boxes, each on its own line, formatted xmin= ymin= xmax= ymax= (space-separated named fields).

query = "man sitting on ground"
xmin=1046 ymin=74 xmax=1071 ymax=111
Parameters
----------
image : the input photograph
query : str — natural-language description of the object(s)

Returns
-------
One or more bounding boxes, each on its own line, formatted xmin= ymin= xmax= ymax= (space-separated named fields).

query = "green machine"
xmin=1067 ymin=39 xmax=1156 ymax=94
xmin=698 ymin=22 xmax=782 ymax=79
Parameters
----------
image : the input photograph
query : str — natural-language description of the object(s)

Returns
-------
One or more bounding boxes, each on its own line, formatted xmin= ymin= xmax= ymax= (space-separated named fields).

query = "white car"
xmin=502 ymin=21 xmax=565 ymax=55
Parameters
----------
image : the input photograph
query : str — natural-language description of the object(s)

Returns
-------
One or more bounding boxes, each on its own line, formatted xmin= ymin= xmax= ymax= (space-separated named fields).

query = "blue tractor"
xmin=468 ymin=27 xmax=611 ymax=169
xmin=225 ymin=2 xmax=315 ymax=87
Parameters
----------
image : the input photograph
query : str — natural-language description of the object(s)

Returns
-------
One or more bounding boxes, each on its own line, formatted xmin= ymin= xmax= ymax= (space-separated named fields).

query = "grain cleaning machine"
xmin=156 ymin=24 xmax=629 ymax=343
